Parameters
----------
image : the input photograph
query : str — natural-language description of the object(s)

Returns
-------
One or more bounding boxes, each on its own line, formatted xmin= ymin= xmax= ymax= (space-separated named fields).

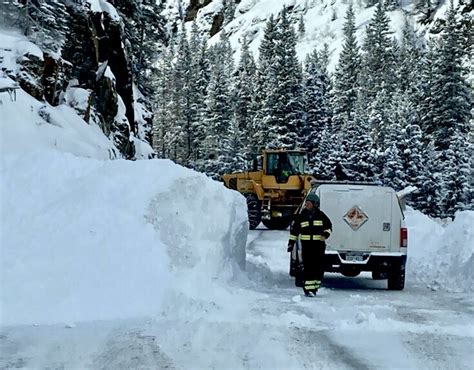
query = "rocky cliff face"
xmin=1 ymin=1 xmax=153 ymax=159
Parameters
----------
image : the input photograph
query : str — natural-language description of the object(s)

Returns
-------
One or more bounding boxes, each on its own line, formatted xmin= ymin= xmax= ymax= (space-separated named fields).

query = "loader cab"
xmin=265 ymin=150 xmax=308 ymax=183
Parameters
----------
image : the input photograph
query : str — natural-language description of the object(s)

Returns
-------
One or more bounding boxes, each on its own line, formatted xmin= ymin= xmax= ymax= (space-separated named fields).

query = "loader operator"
xmin=287 ymin=193 xmax=332 ymax=297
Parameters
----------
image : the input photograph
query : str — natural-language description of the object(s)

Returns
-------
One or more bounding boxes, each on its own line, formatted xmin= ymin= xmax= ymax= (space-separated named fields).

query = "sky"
xmin=0 ymin=17 xmax=473 ymax=368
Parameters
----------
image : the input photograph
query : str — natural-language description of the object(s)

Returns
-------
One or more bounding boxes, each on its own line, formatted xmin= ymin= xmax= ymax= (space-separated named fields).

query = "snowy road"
xmin=1 ymin=229 xmax=473 ymax=369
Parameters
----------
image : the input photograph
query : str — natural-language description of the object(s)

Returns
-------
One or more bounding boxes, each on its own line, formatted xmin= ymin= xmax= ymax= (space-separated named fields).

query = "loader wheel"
xmin=262 ymin=217 xmax=292 ymax=230
xmin=245 ymin=194 xmax=261 ymax=230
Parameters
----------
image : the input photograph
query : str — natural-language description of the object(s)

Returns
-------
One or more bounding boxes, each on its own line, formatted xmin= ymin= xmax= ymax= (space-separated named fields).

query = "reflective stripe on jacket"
xmin=288 ymin=208 xmax=332 ymax=245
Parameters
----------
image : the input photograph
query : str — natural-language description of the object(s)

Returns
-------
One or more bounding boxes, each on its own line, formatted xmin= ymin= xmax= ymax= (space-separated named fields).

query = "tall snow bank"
xmin=0 ymin=150 xmax=247 ymax=326
xmin=0 ymin=75 xmax=248 ymax=326
xmin=406 ymin=209 xmax=474 ymax=293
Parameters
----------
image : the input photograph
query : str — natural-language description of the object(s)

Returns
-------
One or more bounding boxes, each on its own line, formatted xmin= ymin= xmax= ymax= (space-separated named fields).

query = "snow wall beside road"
xmin=406 ymin=209 xmax=474 ymax=293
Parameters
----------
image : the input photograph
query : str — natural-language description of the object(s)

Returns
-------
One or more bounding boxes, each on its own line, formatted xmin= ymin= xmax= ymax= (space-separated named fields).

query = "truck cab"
xmin=307 ymin=182 xmax=407 ymax=290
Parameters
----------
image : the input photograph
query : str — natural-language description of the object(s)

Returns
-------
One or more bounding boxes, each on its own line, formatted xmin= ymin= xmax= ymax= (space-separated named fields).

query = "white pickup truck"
xmin=304 ymin=182 xmax=408 ymax=290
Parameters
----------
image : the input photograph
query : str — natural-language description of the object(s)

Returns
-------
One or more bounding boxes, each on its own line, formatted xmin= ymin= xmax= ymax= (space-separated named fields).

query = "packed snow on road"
xmin=1 ymin=70 xmax=473 ymax=369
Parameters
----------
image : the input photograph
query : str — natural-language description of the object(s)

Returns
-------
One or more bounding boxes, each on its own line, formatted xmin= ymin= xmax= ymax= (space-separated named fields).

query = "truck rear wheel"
xmin=245 ymin=194 xmax=261 ymax=230
xmin=262 ymin=217 xmax=292 ymax=230
xmin=387 ymin=267 xmax=405 ymax=290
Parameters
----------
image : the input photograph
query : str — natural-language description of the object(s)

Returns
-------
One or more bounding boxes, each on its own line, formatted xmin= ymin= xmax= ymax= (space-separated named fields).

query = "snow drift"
xmin=0 ymin=76 xmax=248 ymax=326
xmin=406 ymin=208 xmax=474 ymax=293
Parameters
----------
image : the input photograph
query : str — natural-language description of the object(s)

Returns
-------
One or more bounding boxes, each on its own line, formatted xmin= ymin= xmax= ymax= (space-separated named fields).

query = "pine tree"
xmin=418 ymin=141 xmax=444 ymax=217
xmin=360 ymin=2 xmax=396 ymax=156
xmin=368 ymin=86 xmax=391 ymax=149
xmin=440 ymin=132 xmax=471 ymax=217
xmin=392 ymin=93 xmax=425 ymax=203
xmin=382 ymin=92 xmax=411 ymax=190
xmin=302 ymin=50 xmax=332 ymax=164
xmin=418 ymin=41 xmax=437 ymax=144
xmin=152 ymin=44 xmax=176 ymax=159
xmin=298 ymin=14 xmax=306 ymax=37
xmin=169 ymin=26 xmax=194 ymax=165
xmin=430 ymin=1 xmax=471 ymax=152
xmin=332 ymin=4 xmax=361 ymax=128
xmin=224 ymin=115 xmax=247 ymax=174
xmin=398 ymin=18 xmax=424 ymax=97
xmin=202 ymin=31 xmax=235 ymax=178
xmin=266 ymin=6 xmax=303 ymax=149
xmin=234 ymin=36 xmax=257 ymax=162
xmin=342 ymin=89 xmax=379 ymax=182
xmin=361 ymin=1 xmax=394 ymax=102
xmin=192 ymin=38 xmax=212 ymax=169
xmin=253 ymin=14 xmax=278 ymax=150
xmin=429 ymin=1 xmax=471 ymax=217
xmin=2 ymin=0 xmax=70 ymax=52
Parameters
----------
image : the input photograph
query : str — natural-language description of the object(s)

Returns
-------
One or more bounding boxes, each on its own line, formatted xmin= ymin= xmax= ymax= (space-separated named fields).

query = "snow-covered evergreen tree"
xmin=201 ymin=31 xmax=235 ymax=178
xmin=266 ymin=6 xmax=303 ymax=149
xmin=168 ymin=26 xmax=194 ymax=164
xmin=429 ymin=1 xmax=471 ymax=216
xmin=332 ymin=5 xmax=361 ymax=128
xmin=192 ymin=37 xmax=212 ymax=168
xmin=298 ymin=14 xmax=306 ymax=37
xmin=253 ymin=14 xmax=278 ymax=150
xmin=430 ymin=1 xmax=471 ymax=152
xmin=360 ymin=1 xmax=394 ymax=102
xmin=302 ymin=50 xmax=332 ymax=165
xmin=1 ymin=0 xmax=69 ymax=52
xmin=234 ymin=36 xmax=257 ymax=162
xmin=342 ymin=89 xmax=377 ymax=182
xmin=439 ymin=132 xmax=471 ymax=217
xmin=398 ymin=18 xmax=424 ymax=98
xmin=418 ymin=41 xmax=437 ymax=143
xmin=152 ymin=44 xmax=176 ymax=159
xmin=418 ymin=141 xmax=445 ymax=217
xmin=382 ymin=92 xmax=409 ymax=190
xmin=392 ymin=92 xmax=425 ymax=202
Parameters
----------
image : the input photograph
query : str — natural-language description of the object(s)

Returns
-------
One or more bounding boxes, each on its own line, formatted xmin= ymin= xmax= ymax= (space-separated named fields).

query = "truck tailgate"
xmin=319 ymin=186 xmax=394 ymax=253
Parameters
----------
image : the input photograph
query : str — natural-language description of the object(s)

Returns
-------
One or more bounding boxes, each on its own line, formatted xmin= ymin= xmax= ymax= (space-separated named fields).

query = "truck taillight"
xmin=400 ymin=227 xmax=408 ymax=248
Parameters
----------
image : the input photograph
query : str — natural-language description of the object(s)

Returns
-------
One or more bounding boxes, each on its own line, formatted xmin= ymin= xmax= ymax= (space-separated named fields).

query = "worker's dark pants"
xmin=301 ymin=242 xmax=326 ymax=292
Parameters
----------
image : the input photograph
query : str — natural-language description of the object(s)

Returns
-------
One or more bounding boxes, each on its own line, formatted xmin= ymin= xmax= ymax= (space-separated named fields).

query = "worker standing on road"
xmin=287 ymin=193 xmax=332 ymax=297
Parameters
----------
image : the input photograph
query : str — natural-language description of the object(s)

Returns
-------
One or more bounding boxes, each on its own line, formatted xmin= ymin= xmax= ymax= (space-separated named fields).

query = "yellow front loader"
xmin=222 ymin=149 xmax=314 ymax=230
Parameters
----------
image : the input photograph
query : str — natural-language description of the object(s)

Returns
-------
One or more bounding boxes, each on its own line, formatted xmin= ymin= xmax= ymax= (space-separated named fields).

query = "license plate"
xmin=346 ymin=254 xmax=363 ymax=262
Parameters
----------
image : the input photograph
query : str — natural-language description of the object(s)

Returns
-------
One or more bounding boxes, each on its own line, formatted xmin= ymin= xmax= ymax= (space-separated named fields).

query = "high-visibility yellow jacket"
xmin=288 ymin=208 xmax=332 ymax=245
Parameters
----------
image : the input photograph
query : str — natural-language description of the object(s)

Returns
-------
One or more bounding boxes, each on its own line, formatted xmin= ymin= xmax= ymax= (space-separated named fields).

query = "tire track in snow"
xmin=92 ymin=329 xmax=175 ymax=369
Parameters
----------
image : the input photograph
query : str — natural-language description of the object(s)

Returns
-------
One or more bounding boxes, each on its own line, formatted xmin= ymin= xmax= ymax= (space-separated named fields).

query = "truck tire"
xmin=262 ymin=217 xmax=292 ymax=230
xmin=245 ymin=194 xmax=261 ymax=230
xmin=387 ymin=267 xmax=405 ymax=290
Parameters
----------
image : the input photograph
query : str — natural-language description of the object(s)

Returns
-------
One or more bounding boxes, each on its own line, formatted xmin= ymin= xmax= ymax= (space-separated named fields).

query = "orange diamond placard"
xmin=343 ymin=206 xmax=368 ymax=230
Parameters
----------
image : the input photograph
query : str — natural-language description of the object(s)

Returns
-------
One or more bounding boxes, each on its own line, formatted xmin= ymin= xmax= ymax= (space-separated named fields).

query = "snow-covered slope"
xmin=0 ymin=46 xmax=248 ymax=326
xmin=165 ymin=0 xmax=462 ymax=71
